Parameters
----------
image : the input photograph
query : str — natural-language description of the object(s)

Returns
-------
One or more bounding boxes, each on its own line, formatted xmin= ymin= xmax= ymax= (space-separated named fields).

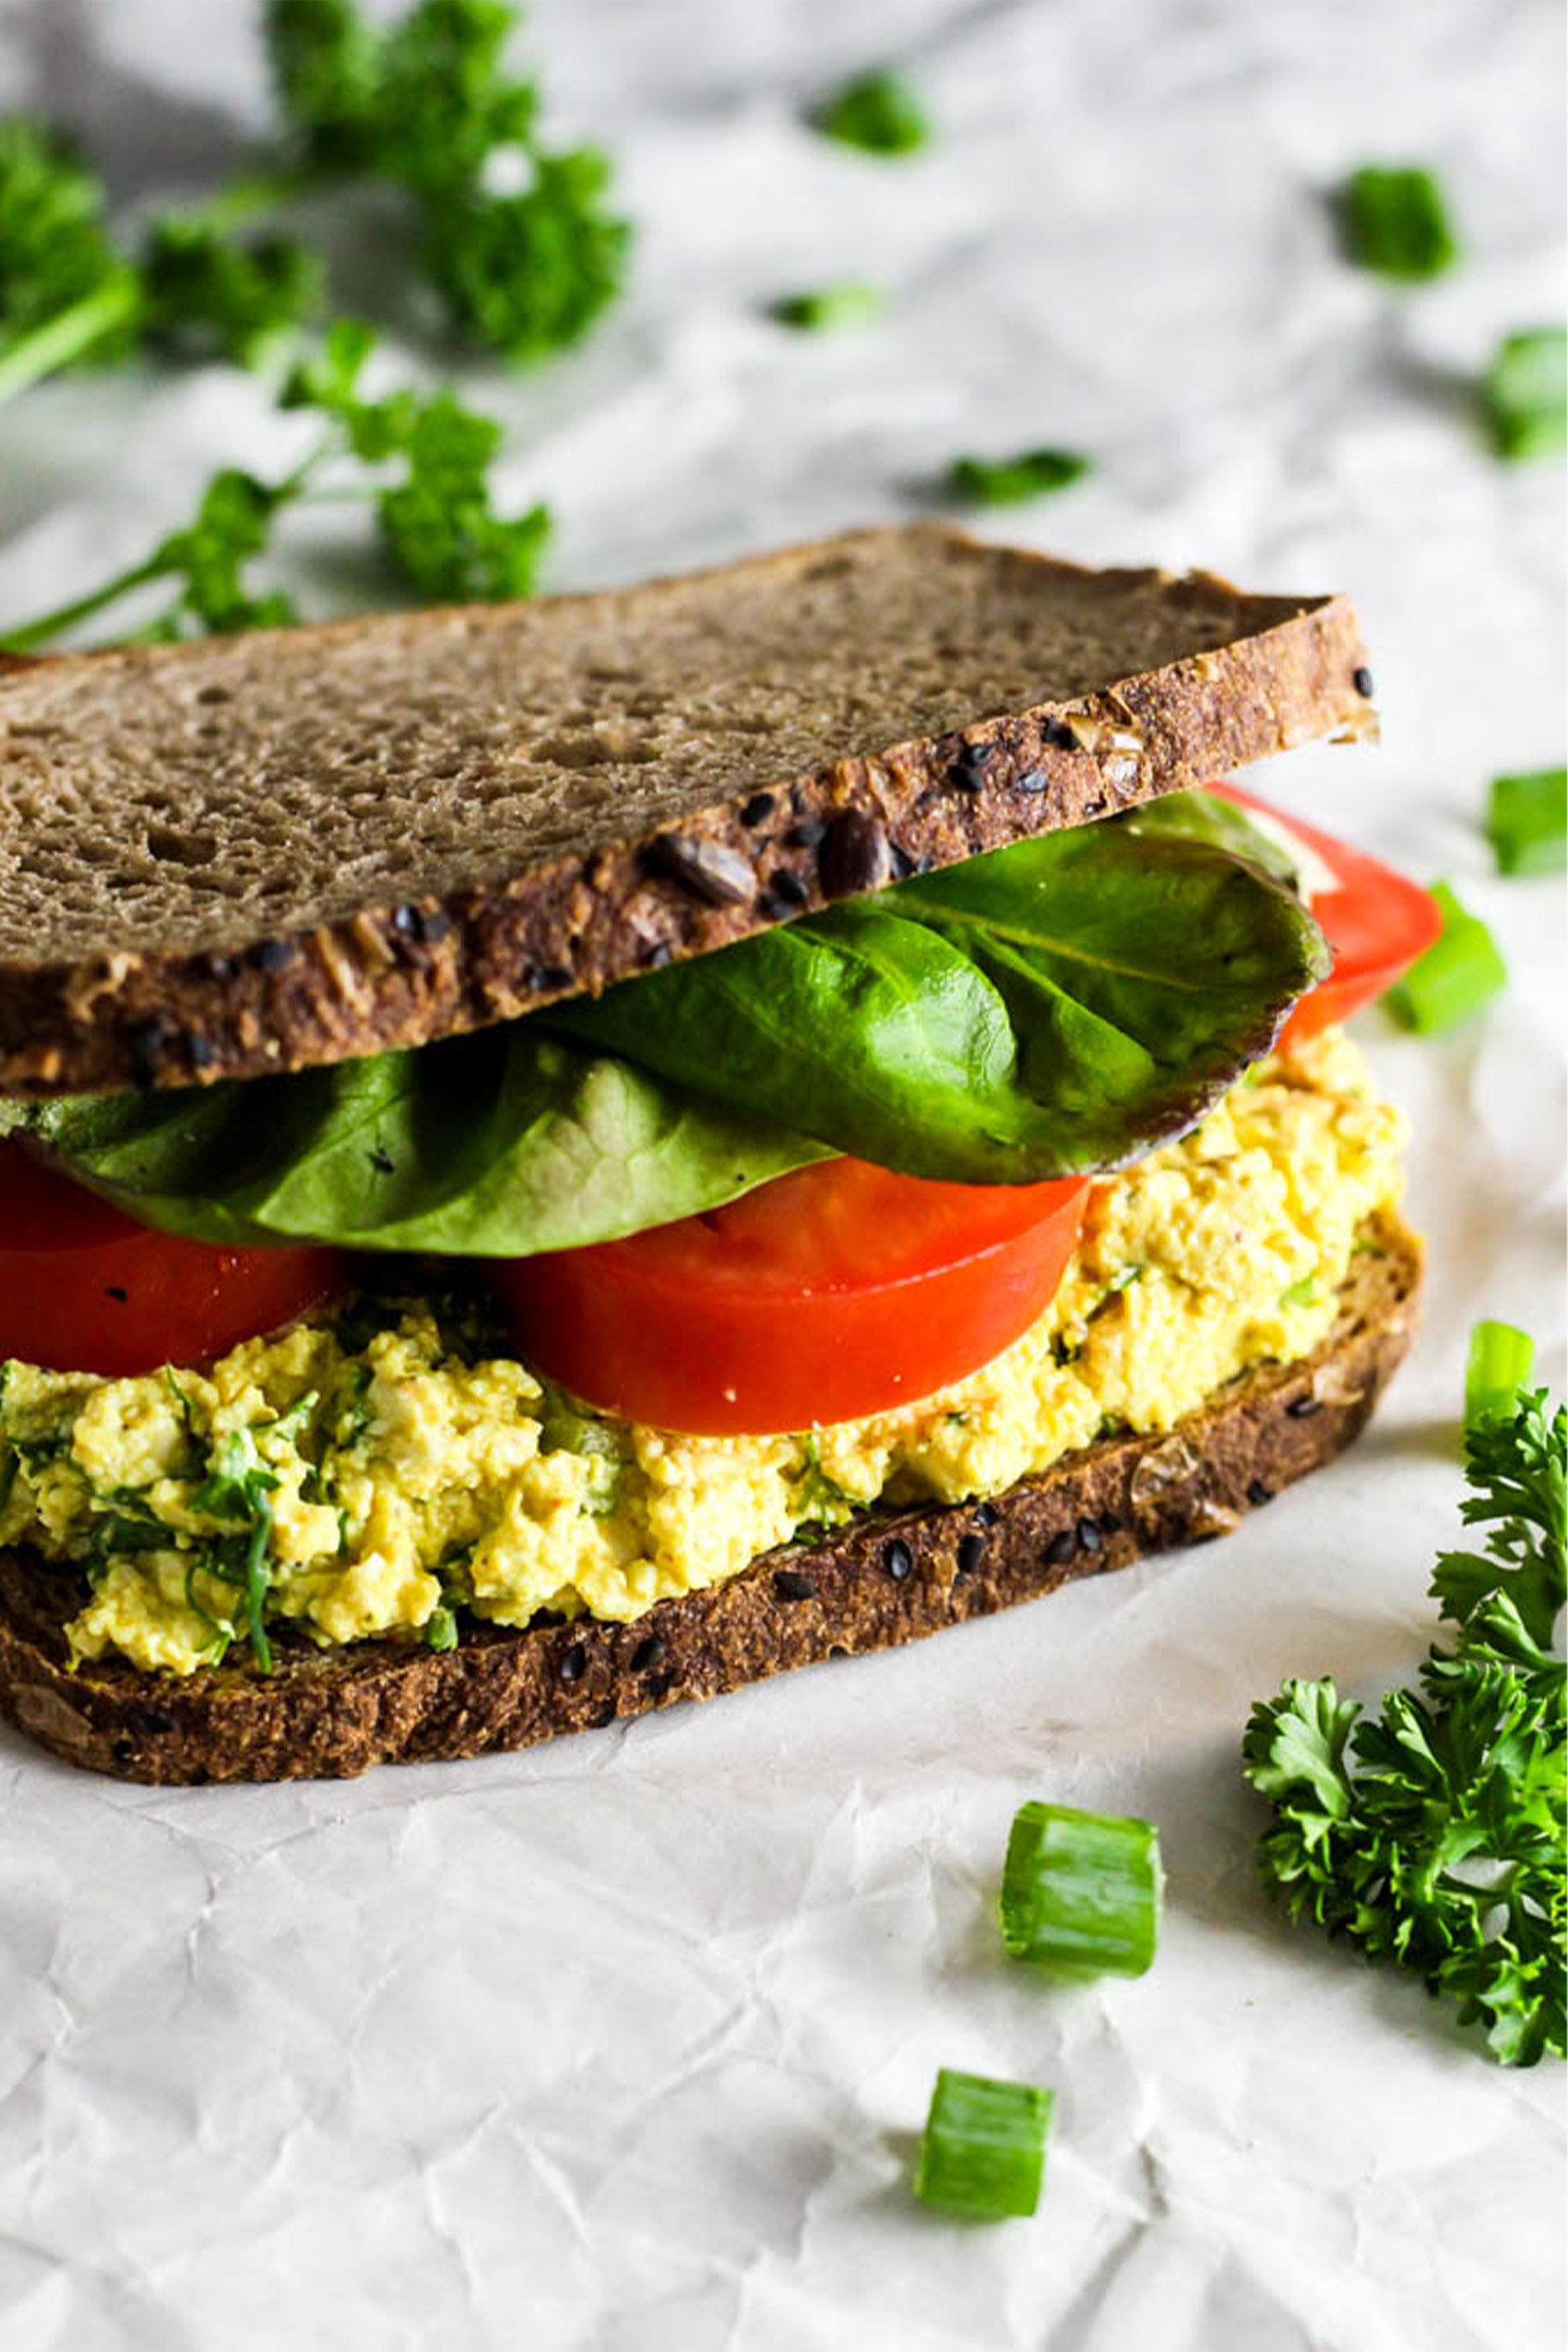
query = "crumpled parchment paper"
xmin=0 ymin=1 xmax=1562 ymax=2346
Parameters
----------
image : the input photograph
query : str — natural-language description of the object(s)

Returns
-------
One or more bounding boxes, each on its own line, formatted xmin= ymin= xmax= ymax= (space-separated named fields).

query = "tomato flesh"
xmin=491 ymin=1158 xmax=1089 ymax=1435
xmin=0 ymin=1142 xmax=345 ymax=1379
xmin=1211 ymin=783 xmax=1443 ymax=1046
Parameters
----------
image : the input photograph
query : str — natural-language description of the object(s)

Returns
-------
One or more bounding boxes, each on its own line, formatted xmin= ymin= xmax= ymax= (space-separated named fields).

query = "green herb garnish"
xmin=1339 ymin=164 xmax=1458 ymax=280
xmin=999 ymin=1801 xmax=1162 ymax=1978
xmin=814 ymin=69 xmax=930 ymax=156
xmin=0 ymin=3 xmax=627 ymax=407
xmin=1243 ymin=1366 xmax=1566 ymax=2064
xmin=913 ymin=2069 xmax=1053 ymax=2219
xmin=1482 ymin=327 xmax=1566 ymax=462
xmin=0 ymin=318 xmax=549 ymax=649
xmin=771 ymin=281 xmax=882 ymax=332
xmin=1384 ymin=881 xmax=1506 ymax=1032
xmin=190 ymin=1426 xmax=286 ymax=1672
xmin=1467 ymin=1321 xmax=1536 ymax=1433
xmin=946 ymin=447 xmax=1089 ymax=506
xmin=1487 ymin=766 xmax=1567 ymax=875
xmin=424 ymin=1605 xmax=459 ymax=1652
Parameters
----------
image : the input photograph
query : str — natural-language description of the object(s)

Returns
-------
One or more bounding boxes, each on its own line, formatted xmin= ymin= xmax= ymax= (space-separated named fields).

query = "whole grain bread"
xmin=0 ymin=1212 xmax=1419 ymax=1784
xmin=0 ymin=525 xmax=1372 ymax=1097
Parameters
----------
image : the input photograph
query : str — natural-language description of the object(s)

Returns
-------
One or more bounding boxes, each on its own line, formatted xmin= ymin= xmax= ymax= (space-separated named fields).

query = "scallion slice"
xmin=1483 ymin=327 xmax=1567 ymax=461
xmin=913 ymin=2068 xmax=1053 ymax=2219
xmin=999 ymin=1801 xmax=1162 ymax=1977
xmin=1340 ymin=164 xmax=1458 ymax=280
xmin=815 ymin=70 xmax=930 ymax=157
xmin=1466 ymin=1321 xmax=1536 ymax=1432
xmin=947 ymin=447 xmax=1090 ymax=505
xmin=1488 ymin=767 xmax=1567 ymax=876
xmin=772 ymin=282 xmax=883 ymax=332
xmin=1384 ymin=882 xmax=1506 ymax=1032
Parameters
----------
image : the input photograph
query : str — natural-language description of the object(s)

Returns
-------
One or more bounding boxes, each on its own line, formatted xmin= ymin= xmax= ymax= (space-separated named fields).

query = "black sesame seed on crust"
xmin=1040 ymin=718 xmax=1076 ymax=751
xmin=956 ymin=1532 xmax=987 ymax=1576
xmin=818 ymin=809 xmax=892 ymax=899
xmin=1076 ymin=1517 xmax=1103 ymax=1554
xmin=946 ymin=740 xmax=994 ymax=791
xmin=786 ymin=817 xmax=826 ymax=849
xmin=558 ymin=1642 xmax=588 ymax=1684
xmin=740 ymin=791 xmax=777 ymax=826
xmin=1286 ymin=1396 xmax=1323 ymax=1420
xmin=884 ymin=1538 xmax=914 ymax=1581
xmin=1044 ymin=1528 xmax=1077 ymax=1566
xmin=523 ymin=961 xmax=575 ymax=993
xmin=773 ymin=1568 xmax=816 ymax=1601
xmin=973 ymin=1500 xmax=1000 ymax=1527
xmin=1246 ymin=1478 xmax=1276 ymax=1506
xmin=1013 ymin=768 xmax=1050 ymax=794
xmin=1098 ymin=1511 xmax=1123 ymax=1536
xmin=184 ymin=1032 xmax=218 ymax=1071
xmin=629 ymin=1633 xmax=668 ymax=1675
xmin=128 ymin=1016 xmax=172 ymax=1087
xmin=1352 ymin=666 xmax=1374 ymax=698
xmin=253 ymin=937 xmax=298 ymax=973
xmin=763 ymin=868 xmax=809 ymax=909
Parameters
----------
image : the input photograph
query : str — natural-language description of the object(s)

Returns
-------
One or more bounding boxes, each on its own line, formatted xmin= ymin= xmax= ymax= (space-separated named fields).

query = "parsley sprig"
xmin=0 ymin=0 xmax=627 ymax=407
xmin=267 ymin=0 xmax=629 ymax=359
xmin=0 ymin=319 xmax=549 ymax=649
xmin=0 ymin=120 xmax=321 ymax=404
xmin=1243 ymin=1383 xmax=1566 ymax=2065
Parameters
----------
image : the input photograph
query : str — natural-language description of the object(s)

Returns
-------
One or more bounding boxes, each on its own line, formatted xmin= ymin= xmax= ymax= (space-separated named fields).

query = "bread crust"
xmin=0 ymin=1215 xmax=1420 ymax=1785
xmin=0 ymin=529 xmax=1372 ymax=1096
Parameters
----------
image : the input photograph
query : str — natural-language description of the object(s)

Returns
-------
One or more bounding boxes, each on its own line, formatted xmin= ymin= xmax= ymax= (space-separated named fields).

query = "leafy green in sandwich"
xmin=14 ymin=794 xmax=1326 ymax=1254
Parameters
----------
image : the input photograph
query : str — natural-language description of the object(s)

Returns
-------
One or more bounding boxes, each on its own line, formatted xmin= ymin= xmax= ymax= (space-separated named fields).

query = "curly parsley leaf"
xmin=264 ymin=0 xmax=628 ymax=361
xmin=1244 ymin=1382 xmax=1567 ymax=2065
xmin=138 ymin=208 xmax=322 ymax=366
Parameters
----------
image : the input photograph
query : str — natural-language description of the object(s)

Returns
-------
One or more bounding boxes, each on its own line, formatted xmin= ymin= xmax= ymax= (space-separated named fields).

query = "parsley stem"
xmin=0 ymin=274 xmax=142 ymax=407
xmin=0 ymin=552 xmax=173 ymax=653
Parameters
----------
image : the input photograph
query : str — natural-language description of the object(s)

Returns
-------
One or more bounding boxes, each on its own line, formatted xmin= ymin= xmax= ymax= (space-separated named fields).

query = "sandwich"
xmin=0 ymin=524 xmax=1438 ymax=1783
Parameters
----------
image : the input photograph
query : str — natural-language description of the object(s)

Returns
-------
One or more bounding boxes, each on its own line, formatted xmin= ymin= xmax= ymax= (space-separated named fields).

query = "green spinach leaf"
xmin=554 ymin=820 xmax=1327 ymax=1182
xmin=28 ymin=1029 xmax=826 ymax=1255
xmin=24 ymin=796 xmax=1324 ymax=1240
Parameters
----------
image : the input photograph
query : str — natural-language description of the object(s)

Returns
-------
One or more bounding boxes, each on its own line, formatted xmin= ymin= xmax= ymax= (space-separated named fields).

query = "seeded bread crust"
xmin=0 ymin=527 xmax=1372 ymax=1097
xmin=0 ymin=1214 xmax=1419 ymax=1784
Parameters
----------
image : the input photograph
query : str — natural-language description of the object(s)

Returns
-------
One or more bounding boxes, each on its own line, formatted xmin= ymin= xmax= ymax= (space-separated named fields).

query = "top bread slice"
xmin=0 ymin=523 xmax=1372 ymax=1097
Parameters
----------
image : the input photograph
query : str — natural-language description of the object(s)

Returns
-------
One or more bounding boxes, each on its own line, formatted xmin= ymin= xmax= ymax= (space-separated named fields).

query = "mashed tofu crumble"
xmin=0 ymin=1031 xmax=1406 ymax=1677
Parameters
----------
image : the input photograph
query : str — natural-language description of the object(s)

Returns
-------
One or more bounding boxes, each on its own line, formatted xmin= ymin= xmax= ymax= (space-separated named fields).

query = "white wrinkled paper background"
xmin=0 ymin=1 xmax=1563 ymax=2345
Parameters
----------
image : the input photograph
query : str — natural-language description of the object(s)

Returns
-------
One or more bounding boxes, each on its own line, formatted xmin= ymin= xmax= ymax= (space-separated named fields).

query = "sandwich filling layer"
xmin=0 ymin=1029 xmax=1406 ymax=1679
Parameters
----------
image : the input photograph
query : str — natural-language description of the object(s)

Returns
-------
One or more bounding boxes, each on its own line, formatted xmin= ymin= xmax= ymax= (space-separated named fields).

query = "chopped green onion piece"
xmin=425 ymin=1606 xmax=459 ymax=1652
xmin=772 ymin=282 xmax=883 ymax=332
xmin=913 ymin=2069 xmax=1052 ymax=2219
xmin=1488 ymin=766 xmax=1567 ymax=875
xmin=1384 ymin=882 xmax=1507 ymax=1032
xmin=815 ymin=70 xmax=930 ymax=157
xmin=947 ymin=447 xmax=1090 ymax=506
xmin=1466 ymin=1321 xmax=1536 ymax=1432
xmin=1339 ymin=164 xmax=1458 ymax=279
xmin=999 ymin=1800 xmax=1163 ymax=1977
xmin=1482 ymin=327 xmax=1567 ymax=461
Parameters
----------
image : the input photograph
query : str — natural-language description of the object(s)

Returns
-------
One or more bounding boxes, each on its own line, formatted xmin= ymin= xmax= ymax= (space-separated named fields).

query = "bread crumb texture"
xmin=0 ymin=1029 xmax=1405 ymax=1676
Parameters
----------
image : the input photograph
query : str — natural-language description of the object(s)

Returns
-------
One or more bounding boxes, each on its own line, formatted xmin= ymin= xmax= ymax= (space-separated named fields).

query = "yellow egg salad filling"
xmin=0 ymin=1028 xmax=1406 ymax=1678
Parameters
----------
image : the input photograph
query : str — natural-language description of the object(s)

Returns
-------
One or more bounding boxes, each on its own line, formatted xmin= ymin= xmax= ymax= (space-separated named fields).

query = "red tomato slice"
xmin=491 ymin=1158 xmax=1090 ymax=1435
xmin=1211 ymin=782 xmax=1443 ymax=1046
xmin=0 ymin=1141 xmax=345 ymax=1379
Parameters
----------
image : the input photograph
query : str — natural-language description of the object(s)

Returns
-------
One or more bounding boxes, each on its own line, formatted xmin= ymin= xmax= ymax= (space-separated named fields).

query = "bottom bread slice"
xmin=0 ymin=1213 xmax=1420 ymax=1785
